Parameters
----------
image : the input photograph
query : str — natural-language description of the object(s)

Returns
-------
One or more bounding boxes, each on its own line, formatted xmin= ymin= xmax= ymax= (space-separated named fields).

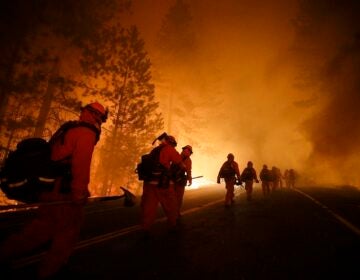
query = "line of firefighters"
xmin=141 ymin=135 xmax=298 ymax=236
xmin=217 ymin=153 xmax=297 ymax=206
xmin=0 ymin=111 xmax=297 ymax=279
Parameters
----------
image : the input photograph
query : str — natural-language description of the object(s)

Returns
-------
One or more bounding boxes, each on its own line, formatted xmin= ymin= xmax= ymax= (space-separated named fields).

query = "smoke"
xmin=291 ymin=0 xmax=360 ymax=186
xmin=123 ymin=0 xmax=360 ymax=187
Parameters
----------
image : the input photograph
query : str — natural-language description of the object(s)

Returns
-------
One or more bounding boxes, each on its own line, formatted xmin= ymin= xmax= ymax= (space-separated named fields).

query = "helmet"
xmin=82 ymin=102 xmax=108 ymax=122
xmin=152 ymin=132 xmax=168 ymax=145
xmin=88 ymin=102 xmax=106 ymax=115
xmin=165 ymin=135 xmax=177 ymax=147
xmin=247 ymin=161 xmax=253 ymax=167
xmin=182 ymin=145 xmax=193 ymax=154
xmin=227 ymin=153 xmax=234 ymax=159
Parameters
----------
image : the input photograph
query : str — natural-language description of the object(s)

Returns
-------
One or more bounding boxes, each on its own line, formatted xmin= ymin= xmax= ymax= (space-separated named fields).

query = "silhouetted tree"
xmin=154 ymin=0 xmax=222 ymax=150
xmin=156 ymin=0 xmax=196 ymax=66
xmin=81 ymin=25 xmax=163 ymax=194
xmin=154 ymin=0 xmax=197 ymax=134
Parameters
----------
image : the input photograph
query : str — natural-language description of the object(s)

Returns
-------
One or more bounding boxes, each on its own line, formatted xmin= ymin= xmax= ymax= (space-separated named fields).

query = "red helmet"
xmin=182 ymin=145 xmax=193 ymax=154
xmin=82 ymin=102 xmax=108 ymax=122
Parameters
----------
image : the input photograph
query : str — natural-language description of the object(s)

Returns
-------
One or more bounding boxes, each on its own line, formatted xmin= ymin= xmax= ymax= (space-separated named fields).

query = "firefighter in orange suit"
xmin=217 ymin=153 xmax=241 ymax=207
xmin=241 ymin=161 xmax=259 ymax=201
xmin=174 ymin=145 xmax=193 ymax=218
xmin=259 ymin=164 xmax=271 ymax=196
xmin=0 ymin=102 xmax=107 ymax=279
xmin=140 ymin=134 xmax=184 ymax=234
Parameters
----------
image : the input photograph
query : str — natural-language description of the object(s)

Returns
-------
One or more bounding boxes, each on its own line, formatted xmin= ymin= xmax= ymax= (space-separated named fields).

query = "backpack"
xmin=241 ymin=167 xmax=254 ymax=181
xmin=0 ymin=121 xmax=99 ymax=203
xmin=135 ymin=146 xmax=165 ymax=181
xmin=219 ymin=161 xmax=236 ymax=178
xmin=260 ymin=169 xmax=271 ymax=181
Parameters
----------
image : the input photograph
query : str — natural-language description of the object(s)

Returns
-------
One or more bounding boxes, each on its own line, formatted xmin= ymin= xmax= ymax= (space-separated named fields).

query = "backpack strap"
xmin=76 ymin=121 xmax=101 ymax=144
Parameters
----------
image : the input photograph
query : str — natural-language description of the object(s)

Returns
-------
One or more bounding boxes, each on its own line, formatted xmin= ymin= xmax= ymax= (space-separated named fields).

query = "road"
xmin=1 ymin=184 xmax=360 ymax=279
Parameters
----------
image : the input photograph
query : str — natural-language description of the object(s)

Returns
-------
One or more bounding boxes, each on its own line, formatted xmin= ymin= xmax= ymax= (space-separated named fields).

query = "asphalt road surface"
xmin=1 ymin=184 xmax=360 ymax=279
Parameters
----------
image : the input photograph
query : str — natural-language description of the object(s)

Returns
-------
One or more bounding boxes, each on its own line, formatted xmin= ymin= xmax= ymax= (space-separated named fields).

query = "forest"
xmin=1 ymin=0 xmax=360 ymax=197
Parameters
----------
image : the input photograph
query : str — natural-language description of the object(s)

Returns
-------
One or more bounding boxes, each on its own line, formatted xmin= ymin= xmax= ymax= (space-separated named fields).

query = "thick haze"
xmin=122 ymin=0 xmax=360 ymax=187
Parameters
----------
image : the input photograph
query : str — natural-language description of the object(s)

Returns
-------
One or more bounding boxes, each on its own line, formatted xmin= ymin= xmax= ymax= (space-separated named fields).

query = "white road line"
xmin=13 ymin=198 xmax=224 ymax=268
xmin=294 ymin=188 xmax=360 ymax=236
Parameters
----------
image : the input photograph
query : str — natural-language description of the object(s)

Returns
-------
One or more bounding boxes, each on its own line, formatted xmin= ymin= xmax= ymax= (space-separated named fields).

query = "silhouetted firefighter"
xmin=217 ymin=153 xmax=241 ymax=207
xmin=288 ymin=169 xmax=297 ymax=188
xmin=259 ymin=164 xmax=271 ymax=196
xmin=240 ymin=161 xmax=259 ymax=201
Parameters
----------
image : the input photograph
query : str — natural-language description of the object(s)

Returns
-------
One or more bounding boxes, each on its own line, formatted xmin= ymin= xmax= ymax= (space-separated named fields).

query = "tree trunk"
xmin=0 ymin=43 xmax=22 ymax=132
xmin=101 ymin=72 xmax=128 ymax=194
xmin=167 ymin=86 xmax=173 ymax=133
xmin=33 ymin=58 xmax=59 ymax=138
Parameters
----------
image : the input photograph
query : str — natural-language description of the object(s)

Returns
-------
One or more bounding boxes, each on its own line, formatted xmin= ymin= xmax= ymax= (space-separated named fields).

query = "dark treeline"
xmin=0 ymin=0 xmax=165 ymax=195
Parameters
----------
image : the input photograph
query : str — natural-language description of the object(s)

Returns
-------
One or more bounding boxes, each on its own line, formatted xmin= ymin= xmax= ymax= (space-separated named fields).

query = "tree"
xmin=0 ymin=0 xmax=131 ymax=158
xmin=154 ymin=0 xmax=197 ymax=134
xmin=156 ymin=0 xmax=196 ymax=66
xmin=0 ymin=33 xmax=82 ymax=155
xmin=81 ymin=25 xmax=163 ymax=195
xmin=154 ymin=0 xmax=223 ymax=150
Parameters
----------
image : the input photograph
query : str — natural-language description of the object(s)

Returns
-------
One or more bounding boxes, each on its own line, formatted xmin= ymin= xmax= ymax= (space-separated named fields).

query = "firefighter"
xmin=0 ymin=102 xmax=107 ymax=279
xmin=140 ymin=134 xmax=184 ymax=235
xmin=240 ymin=161 xmax=259 ymax=201
xmin=288 ymin=169 xmax=297 ymax=188
xmin=271 ymin=166 xmax=280 ymax=191
xmin=284 ymin=169 xmax=290 ymax=188
xmin=173 ymin=145 xmax=193 ymax=219
xmin=217 ymin=153 xmax=241 ymax=207
xmin=278 ymin=168 xmax=283 ymax=189
xmin=259 ymin=164 xmax=271 ymax=196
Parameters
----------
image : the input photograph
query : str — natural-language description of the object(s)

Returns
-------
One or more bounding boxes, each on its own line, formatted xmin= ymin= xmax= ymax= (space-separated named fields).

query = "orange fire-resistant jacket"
xmin=50 ymin=110 xmax=100 ymax=201
xmin=158 ymin=143 xmax=183 ymax=170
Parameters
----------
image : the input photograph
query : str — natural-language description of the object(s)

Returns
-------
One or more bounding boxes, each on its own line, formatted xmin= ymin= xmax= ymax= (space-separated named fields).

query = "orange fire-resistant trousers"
xmin=262 ymin=181 xmax=270 ymax=196
xmin=141 ymin=181 xmax=178 ymax=231
xmin=174 ymin=183 xmax=186 ymax=216
xmin=272 ymin=180 xmax=280 ymax=191
xmin=244 ymin=180 xmax=254 ymax=200
xmin=0 ymin=203 xmax=83 ymax=278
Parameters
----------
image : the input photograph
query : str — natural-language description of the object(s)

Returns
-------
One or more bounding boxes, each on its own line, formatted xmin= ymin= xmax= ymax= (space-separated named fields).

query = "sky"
xmin=121 ymin=0 xmax=360 ymax=187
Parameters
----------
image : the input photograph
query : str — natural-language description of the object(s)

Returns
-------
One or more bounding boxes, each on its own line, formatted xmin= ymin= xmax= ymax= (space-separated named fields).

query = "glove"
xmin=187 ymin=177 xmax=192 ymax=186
